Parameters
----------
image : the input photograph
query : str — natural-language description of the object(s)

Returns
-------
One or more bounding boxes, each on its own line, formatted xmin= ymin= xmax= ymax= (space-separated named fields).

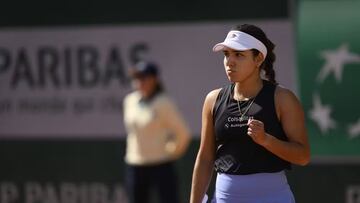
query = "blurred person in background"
xmin=123 ymin=61 xmax=191 ymax=203
xmin=190 ymin=24 xmax=310 ymax=203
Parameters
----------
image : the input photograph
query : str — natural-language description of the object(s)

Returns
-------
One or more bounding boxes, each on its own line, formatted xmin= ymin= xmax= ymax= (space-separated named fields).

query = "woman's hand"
xmin=247 ymin=118 xmax=270 ymax=146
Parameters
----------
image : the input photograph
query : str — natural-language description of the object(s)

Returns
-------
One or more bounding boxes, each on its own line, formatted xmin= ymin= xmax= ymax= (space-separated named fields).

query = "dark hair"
xmin=232 ymin=24 xmax=277 ymax=84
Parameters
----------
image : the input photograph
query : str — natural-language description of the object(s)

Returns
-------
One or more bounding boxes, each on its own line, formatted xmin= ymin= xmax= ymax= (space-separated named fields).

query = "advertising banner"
xmin=298 ymin=0 xmax=360 ymax=157
xmin=0 ymin=21 xmax=296 ymax=138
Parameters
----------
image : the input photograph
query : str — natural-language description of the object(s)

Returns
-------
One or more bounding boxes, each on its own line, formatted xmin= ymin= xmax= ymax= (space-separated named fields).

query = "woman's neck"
xmin=234 ymin=77 xmax=263 ymax=101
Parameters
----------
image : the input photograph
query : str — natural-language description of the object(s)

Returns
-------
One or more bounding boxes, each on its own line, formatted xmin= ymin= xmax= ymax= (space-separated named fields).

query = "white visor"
xmin=212 ymin=30 xmax=267 ymax=58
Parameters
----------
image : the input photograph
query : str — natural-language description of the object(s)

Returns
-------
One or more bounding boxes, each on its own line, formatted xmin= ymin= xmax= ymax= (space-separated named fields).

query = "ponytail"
xmin=261 ymin=38 xmax=277 ymax=84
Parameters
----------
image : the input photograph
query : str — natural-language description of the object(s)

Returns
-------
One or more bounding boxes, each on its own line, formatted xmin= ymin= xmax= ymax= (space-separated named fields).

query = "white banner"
xmin=0 ymin=20 xmax=296 ymax=138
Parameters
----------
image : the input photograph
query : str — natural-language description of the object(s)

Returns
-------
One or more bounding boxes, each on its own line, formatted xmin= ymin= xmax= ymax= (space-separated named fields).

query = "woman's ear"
xmin=255 ymin=53 xmax=265 ymax=68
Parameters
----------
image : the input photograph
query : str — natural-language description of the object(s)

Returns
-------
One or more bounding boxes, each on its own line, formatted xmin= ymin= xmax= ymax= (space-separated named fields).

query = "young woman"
xmin=123 ymin=61 xmax=191 ymax=203
xmin=190 ymin=24 xmax=310 ymax=203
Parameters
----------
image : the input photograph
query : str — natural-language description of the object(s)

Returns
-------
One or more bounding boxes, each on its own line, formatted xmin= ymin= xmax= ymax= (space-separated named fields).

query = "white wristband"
xmin=202 ymin=194 xmax=208 ymax=203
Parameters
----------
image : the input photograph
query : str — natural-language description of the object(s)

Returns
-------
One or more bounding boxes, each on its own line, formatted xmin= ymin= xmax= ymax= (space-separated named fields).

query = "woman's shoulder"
xmin=202 ymin=88 xmax=223 ymax=115
xmin=205 ymin=83 xmax=233 ymax=103
xmin=275 ymin=85 xmax=298 ymax=99
xmin=274 ymin=85 xmax=302 ymax=109
xmin=205 ymin=88 xmax=223 ymax=102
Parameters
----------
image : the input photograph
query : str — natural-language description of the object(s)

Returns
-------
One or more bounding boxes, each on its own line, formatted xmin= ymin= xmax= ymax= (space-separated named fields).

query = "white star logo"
xmin=348 ymin=118 xmax=360 ymax=139
xmin=317 ymin=43 xmax=360 ymax=83
xmin=309 ymin=94 xmax=337 ymax=134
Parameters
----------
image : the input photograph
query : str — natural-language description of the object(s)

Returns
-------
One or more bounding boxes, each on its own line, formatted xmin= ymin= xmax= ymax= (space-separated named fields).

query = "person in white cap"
xmin=190 ymin=24 xmax=310 ymax=203
xmin=123 ymin=61 xmax=191 ymax=203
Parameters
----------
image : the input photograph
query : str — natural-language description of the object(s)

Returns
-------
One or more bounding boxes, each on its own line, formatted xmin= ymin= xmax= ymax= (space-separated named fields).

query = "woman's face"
xmin=132 ymin=75 xmax=158 ymax=98
xmin=222 ymin=47 xmax=260 ymax=83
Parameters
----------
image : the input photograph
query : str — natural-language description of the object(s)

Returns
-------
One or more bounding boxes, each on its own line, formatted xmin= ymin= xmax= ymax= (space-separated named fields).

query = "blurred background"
xmin=0 ymin=0 xmax=360 ymax=202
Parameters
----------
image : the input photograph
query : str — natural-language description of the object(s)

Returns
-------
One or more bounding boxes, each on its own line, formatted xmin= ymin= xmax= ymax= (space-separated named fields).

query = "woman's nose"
xmin=225 ymin=55 xmax=235 ymax=67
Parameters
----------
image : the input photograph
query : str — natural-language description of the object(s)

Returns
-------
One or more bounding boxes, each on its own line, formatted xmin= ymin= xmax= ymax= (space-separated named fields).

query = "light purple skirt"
xmin=212 ymin=171 xmax=295 ymax=203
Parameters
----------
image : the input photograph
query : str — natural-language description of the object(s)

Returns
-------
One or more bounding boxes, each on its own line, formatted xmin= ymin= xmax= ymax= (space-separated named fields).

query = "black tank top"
xmin=213 ymin=80 xmax=291 ymax=175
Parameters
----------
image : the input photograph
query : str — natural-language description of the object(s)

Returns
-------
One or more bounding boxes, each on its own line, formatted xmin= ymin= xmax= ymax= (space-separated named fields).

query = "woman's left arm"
xmin=247 ymin=86 xmax=310 ymax=166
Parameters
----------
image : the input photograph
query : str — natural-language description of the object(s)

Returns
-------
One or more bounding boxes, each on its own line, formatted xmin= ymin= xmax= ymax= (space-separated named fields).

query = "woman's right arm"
xmin=190 ymin=89 xmax=220 ymax=203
